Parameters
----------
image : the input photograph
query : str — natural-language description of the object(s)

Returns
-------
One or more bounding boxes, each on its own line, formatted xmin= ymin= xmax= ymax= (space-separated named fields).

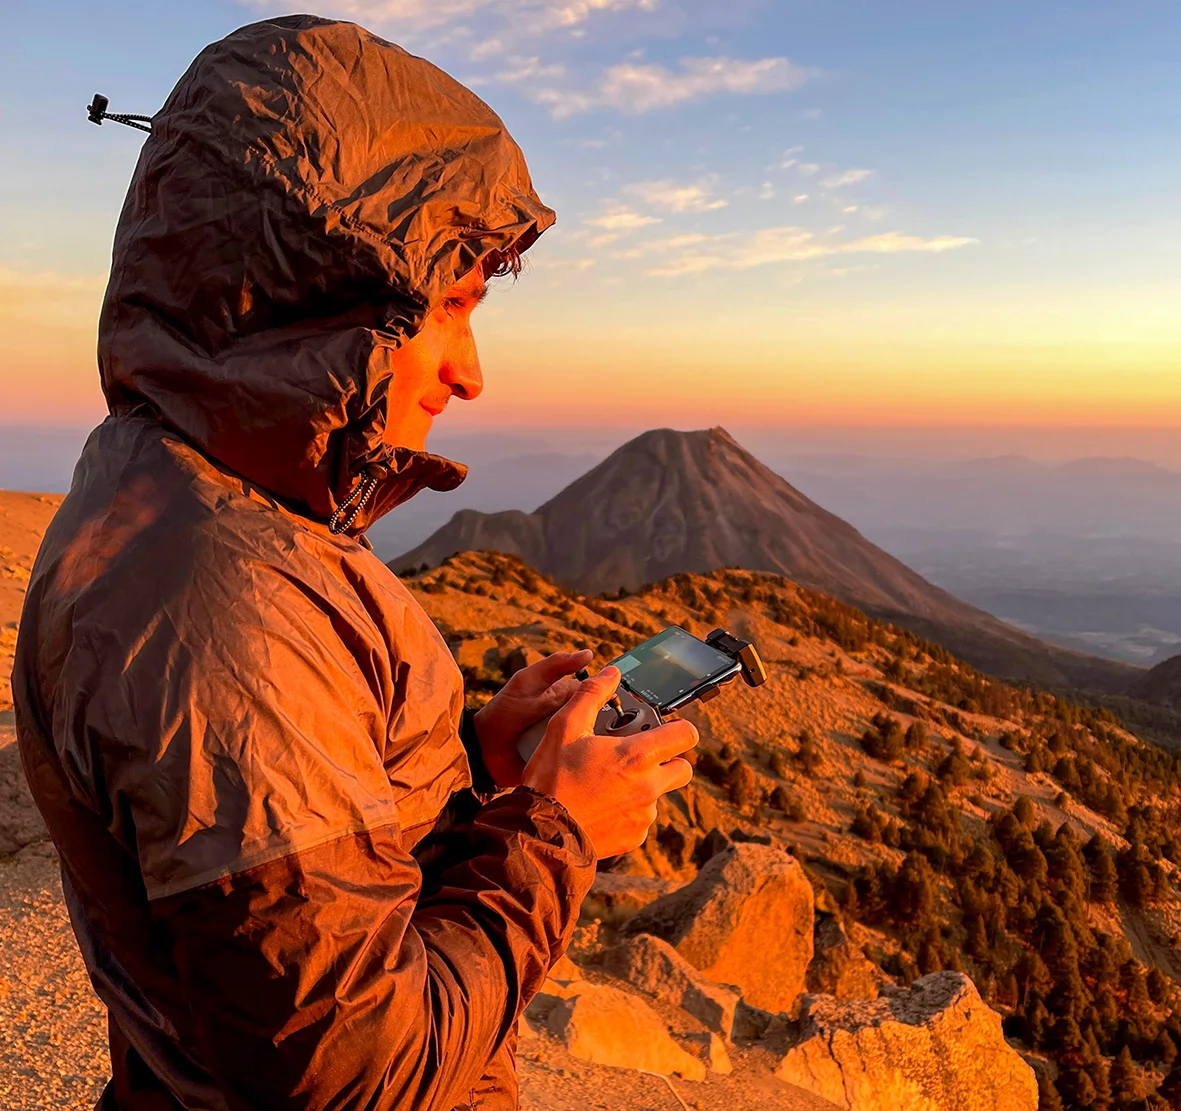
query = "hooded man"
xmin=14 ymin=17 xmax=697 ymax=1111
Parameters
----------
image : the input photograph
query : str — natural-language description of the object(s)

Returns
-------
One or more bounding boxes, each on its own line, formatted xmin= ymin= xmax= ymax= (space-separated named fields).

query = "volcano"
xmin=391 ymin=427 xmax=1138 ymax=693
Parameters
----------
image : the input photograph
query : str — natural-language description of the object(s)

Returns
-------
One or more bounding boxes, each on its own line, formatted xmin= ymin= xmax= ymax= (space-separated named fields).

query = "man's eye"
xmin=442 ymin=298 xmax=465 ymax=314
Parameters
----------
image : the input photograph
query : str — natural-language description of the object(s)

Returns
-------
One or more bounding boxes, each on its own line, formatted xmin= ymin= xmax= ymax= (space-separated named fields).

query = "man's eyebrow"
xmin=475 ymin=283 xmax=491 ymax=305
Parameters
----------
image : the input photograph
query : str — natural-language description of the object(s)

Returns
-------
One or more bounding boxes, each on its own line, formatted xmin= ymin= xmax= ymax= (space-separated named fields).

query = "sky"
xmin=2 ymin=0 xmax=1180 ymax=445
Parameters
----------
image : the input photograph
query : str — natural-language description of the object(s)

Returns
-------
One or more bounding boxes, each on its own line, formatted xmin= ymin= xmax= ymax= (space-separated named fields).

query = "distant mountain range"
xmin=1129 ymin=654 xmax=1181 ymax=709
xmin=392 ymin=427 xmax=1139 ymax=694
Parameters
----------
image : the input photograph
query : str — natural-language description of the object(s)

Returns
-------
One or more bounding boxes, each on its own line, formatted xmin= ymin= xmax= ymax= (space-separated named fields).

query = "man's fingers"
xmin=654 ymin=756 xmax=695 ymax=797
xmin=622 ymin=720 xmax=699 ymax=767
xmin=512 ymin=649 xmax=593 ymax=696
xmin=538 ymin=674 xmax=583 ymax=710
xmin=548 ymin=666 xmax=621 ymax=738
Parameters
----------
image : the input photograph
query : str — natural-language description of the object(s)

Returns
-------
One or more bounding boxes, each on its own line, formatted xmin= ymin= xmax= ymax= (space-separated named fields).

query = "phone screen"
xmin=611 ymin=626 xmax=741 ymax=712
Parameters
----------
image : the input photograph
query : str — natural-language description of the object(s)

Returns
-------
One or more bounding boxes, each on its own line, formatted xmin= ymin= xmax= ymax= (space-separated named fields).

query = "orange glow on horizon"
xmin=3 ymin=273 xmax=1179 ymax=431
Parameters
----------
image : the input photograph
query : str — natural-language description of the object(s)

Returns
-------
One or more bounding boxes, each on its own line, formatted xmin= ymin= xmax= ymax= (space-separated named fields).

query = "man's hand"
xmin=472 ymin=649 xmax=594 ymax=789
xmin=522 ymin=667 xmax=698 ymax=859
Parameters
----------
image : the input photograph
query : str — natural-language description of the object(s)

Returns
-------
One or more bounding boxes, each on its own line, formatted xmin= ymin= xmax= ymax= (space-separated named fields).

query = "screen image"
xmin=611 ymin=627 xmax=740 ymax=711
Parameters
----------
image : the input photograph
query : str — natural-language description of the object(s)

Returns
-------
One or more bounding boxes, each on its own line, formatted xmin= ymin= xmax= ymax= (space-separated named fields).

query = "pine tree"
xmin=1155 ymin=1028 xmax=1179 ymax=1069
xmin=1110 ymin=1045 xmax=1147 ymax=1104
xmin=1072 ymin=1069 xmax=1098 ymax=1108
xmin=1038 ymin=1073 xmax=1066 ymax=1111
xmin=1089 ymin=1055 xmax=1113 ymax=1109
xmin=1091 ymin=848 xmax=1119 ymax=904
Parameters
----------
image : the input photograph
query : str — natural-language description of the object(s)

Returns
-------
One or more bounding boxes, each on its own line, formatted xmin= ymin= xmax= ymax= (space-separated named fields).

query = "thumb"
xmin=546 ymin=666 xmax=621 ymax=741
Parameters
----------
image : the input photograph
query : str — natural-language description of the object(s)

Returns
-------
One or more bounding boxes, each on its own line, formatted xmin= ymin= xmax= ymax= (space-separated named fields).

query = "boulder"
xmin=776 ymin=972 xmax=1038 ymax=1111
xmin=806 ymin=913 xmax=889 ymax=1000
xmin=731 ymin=999 xmax=778 ymax=1042
xmin=622 ymin=843 xmax=814 ymax=1013
xmin=601 ymin=933 xmax=741 ymax=1039
xmin=547 ymin=954 xmax=584 ymax=986
xmin=503 ymin=645 xmax=545 ymax=677
xmin=541 ymin=981 xmax=707 ymax=1081
xmin=678 ymin=1031 xmax=733 ymax=1075
xmin=585 ymin=872 xmax=682 ymax=920
xmin=452 ymin=636 xmax=500 ymax=670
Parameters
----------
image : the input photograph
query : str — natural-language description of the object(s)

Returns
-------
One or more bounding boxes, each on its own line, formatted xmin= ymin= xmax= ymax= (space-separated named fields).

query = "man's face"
xmin=382 ymin=267 xmax=487 ymax=451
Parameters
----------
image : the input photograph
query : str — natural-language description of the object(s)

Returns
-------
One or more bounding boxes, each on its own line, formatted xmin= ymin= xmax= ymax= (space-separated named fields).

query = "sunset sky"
xmin=3 ymin=0 xmax=1179 ymax=438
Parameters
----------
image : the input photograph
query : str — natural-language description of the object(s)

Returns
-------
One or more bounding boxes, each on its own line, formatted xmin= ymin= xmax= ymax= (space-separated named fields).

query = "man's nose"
xmin=441 ymin=323 xmax=484 ymax=401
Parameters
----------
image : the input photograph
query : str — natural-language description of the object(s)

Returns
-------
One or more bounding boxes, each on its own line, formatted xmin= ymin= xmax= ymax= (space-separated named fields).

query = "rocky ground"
xmin=0 ymin=491 xmax=63 ymax=717
xmin=2 ymin=715 xmax=837 ymax=1110
xmin=5 ymin=514 xmax=1179 ymax=1108
xmin=0 ymin=827 xmax=108 ymax=1110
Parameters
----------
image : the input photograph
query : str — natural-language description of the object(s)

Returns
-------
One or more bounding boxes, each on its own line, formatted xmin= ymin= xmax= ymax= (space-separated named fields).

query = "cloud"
xmin=473 ymin=56 xmax=566 ymax=84
xmin=529 ymin=54 xmax=810 ymax=117
xmin=292 ymin=0 xmax=655 ymax=33
xmin=583 ymin=205 xmax=662 ymax=230
xmin=0 ymin=269 xmax=106 ymax=291
xmin=822 ymin=168 xmax=873 ymax=189
xmin=627 ymin=178 xmax=728 ymax=213
xmin=793 ymin=194 xmax=809 ymax=203
xmin=621 ymin=226 xmax=978 ymax=277
xmin=798 ymin=162 xmax=820 ymax=176
xmin=843 ymin=232 xmax=977 ymax=254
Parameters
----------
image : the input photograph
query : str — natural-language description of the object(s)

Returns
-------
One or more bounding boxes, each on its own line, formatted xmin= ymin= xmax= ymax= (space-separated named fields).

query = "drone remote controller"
xmin=515 ymin=626 xmax=766 ymax=764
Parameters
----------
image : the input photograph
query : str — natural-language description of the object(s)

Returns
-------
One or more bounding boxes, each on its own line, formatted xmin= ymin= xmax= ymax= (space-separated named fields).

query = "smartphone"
xmin=610 ymin=626 xmax=742 ymax=714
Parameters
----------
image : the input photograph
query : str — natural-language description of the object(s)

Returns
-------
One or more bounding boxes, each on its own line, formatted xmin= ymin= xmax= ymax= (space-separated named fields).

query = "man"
xmin=14 ymin=16 xmax=697 ymax=1111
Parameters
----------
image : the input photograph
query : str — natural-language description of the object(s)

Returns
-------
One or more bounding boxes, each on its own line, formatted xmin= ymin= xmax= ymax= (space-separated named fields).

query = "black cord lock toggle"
xmin=87 ymin=93 xmax=152 ymax=133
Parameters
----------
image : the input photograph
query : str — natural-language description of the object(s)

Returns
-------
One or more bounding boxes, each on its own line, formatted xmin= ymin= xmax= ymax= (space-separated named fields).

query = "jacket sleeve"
xmin=153 ymin=788 xmax=593 ymax=1111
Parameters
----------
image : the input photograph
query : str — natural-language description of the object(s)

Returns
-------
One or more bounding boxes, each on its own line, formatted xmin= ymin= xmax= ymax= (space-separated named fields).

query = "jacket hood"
xmin=99 ymin=15 xmax=555 ymax=534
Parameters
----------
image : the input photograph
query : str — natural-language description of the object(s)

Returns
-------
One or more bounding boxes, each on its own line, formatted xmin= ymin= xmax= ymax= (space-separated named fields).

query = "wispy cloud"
xmin=0 ymin=269 xmax=106 ymax=291
xmin=616 ymin=226 xmax=978 ymax=277
xmin=583 ymin=205 xmax=662 ymax=230
xmin=471 ymin=55 xmax=567 ymax=84
xmin=292 ymin=0 xmax=655 ymax=33
xmin=822 ymin=168 xmax=873 ymax=188
xmin=528 ymin=55 xmax=810 ymax=117
xmin=626 ymin=178 xmax=728 ymax=213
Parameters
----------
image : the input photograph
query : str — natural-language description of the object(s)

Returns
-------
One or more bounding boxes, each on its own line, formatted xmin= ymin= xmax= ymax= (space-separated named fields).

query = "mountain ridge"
xmin=392 ymin=427 xmax=1139 ymax=694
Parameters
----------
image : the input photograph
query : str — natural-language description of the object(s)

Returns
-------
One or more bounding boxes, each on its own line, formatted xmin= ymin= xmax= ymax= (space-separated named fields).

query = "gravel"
xmin=0 ymin=843 xmax=108 ymax=1110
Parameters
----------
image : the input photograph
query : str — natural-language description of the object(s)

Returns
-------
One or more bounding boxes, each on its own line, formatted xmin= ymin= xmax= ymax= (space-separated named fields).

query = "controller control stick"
xmin=515 ymin=678 xmax=663 ymax=764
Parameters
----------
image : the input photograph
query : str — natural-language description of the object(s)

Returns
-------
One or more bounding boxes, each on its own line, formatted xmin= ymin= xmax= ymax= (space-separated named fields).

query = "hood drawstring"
xmin=87 ymin=94 xmax=153 ymax=134
xmin=327 ymin=472 xmax=379 ymax=535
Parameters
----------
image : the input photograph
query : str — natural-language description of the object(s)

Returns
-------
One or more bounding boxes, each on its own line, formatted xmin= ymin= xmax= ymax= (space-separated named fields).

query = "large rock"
xmin=452 ymin=636 xmax=500 ymax=670
xmin=776 ymin=972 xmax=1038 ymax=1111
xmin=622 ymin=843 xmax=814 ymax=1013
xmin=806 ymin=913 xmax=889 ymax=1000
xmin=0 ymin=730 xmax=48 ymax=856
xmin=585 ymin=873 xmax=682 ymax=921
xmin=678 ymin=1031 xmax=733 ymax=1075
xmin=502 ymin=645 xmax=545 ymax=677
xmin=541 ymin=980 xmax=707 ymax=1081
xmin=601 ymin=933 xmax=741 ymax=1039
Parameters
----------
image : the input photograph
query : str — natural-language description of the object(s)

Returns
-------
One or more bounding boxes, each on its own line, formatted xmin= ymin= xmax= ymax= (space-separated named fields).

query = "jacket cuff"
xmin=460 ymin=706 xmax=499 ymax=799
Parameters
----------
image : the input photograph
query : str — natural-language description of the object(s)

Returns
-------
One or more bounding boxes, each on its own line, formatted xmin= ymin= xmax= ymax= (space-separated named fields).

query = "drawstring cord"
xmin=328 ymin=473 xmax=379 ymax=535
xmin=86 ymin=94 xmax=152 ymax=133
